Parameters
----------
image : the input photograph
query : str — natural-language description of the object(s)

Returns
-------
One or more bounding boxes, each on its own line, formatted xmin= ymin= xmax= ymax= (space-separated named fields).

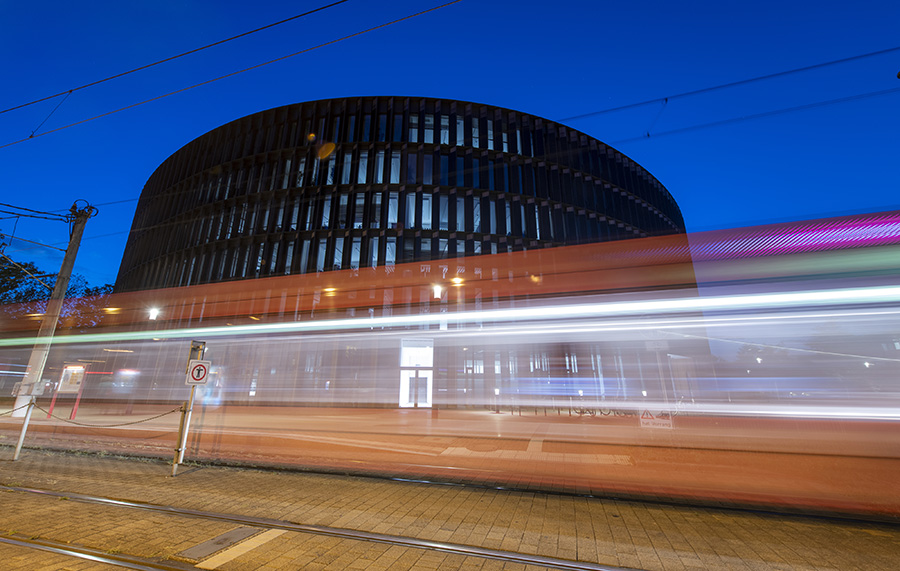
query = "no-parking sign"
xmin=185 ymin=360 xmax=212 ymax=385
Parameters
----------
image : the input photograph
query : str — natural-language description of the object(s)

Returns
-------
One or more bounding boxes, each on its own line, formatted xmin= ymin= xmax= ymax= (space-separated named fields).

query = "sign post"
xmin=47 ymin=365 xmax=87 ymax=419
xmin=172 ymin=341 xmax=208 ymax=476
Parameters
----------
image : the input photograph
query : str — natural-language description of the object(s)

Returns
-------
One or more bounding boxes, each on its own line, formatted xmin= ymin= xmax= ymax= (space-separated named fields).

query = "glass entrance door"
xmin=399 ymin=368 xmax=433 ymax=408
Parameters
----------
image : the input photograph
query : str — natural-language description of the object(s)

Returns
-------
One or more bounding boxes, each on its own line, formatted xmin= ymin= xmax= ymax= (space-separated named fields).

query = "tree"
xmin=0 ymin=246 xmax=113 ymax=331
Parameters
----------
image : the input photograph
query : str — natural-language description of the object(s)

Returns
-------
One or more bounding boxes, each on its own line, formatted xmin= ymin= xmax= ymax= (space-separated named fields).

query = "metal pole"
xmin=171 ymin=340 xmax=205 ymax=476
xmin=13 ymin=397 xmax=35 ymax=461
xmin=171 ymin=386 xmax=196 ymax=477
xmin=13 ymin=202 xmax=96 ymax=417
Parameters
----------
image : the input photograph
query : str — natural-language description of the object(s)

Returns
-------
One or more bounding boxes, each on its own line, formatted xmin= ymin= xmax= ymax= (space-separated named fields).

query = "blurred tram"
xmin=2 ymin=210 xmax=899 ymax=414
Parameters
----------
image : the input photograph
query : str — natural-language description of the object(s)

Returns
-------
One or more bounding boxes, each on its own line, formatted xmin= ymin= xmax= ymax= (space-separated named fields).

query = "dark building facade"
xmin=116 ymin=97 xmax=684 ymax=292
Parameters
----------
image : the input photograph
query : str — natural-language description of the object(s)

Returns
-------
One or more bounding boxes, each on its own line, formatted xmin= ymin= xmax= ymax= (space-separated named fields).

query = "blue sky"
xmin=1 ymin=0 xmax=898 ymax=286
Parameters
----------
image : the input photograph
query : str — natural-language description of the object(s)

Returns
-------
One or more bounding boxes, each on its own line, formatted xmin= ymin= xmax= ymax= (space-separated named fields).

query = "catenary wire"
xmin=611 ymin=85 xmax=900 ymax=144
xmin=0 ymin=1 xmax=463 ymax=151
xmin=0 ymin=202 xmax=69 ymax=219
xmin=0 ymin=0 xmax=352 ymax=117
xmin=558 ymin=45 xmax=900 ymax=122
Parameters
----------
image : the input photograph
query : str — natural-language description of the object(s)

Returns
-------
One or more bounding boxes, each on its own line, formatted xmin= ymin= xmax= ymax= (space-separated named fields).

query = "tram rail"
xmin=0 ymin=484 xmax=631 ymax=571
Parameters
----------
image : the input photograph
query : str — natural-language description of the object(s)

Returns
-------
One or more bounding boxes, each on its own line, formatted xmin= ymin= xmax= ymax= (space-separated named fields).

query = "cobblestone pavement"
xmin=0 ymin=449 xmax=898 ymax=570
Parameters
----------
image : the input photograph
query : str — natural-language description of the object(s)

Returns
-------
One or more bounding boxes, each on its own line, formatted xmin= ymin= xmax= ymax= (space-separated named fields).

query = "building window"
xmin=316 ymin=239 xmax=327 ymax=272
xmin=289 ymin=199 xmax=300 ymax=230
xmin=406 ymin=193 xmax=416 ymax=228
xmin=341 ymin=152 xmax=352 ymax=184
xmin=369 ymin=236 xmax=379 ymax=267
xmin=363 ymin=114 xmax=371 ymax=141
xmin=457 ymin=197 xmax=465 ymax=232
xmin=284 ymin=242 xmax=295 ymax=274
xmin=358 ymin=151 xmax=368 ymax=184
xmin=439 ymin=195 xmax=449 ymax=231
xmin=282 ymin=159 xmax=292 ymax=189
xmin=422 ymin=193 xmax=432 ymax=230
xmin=299 ymin=240 xmax=310 ymax=273
xmin=333 ymin=237 xmax=344 ymax=270
xmin=472 ymin=120 xmax=480 ymax=148
xmin=440 ymin=115 xmax=450 ymax=144
xmin=472 ymin=157 xmax=480 ymax=188
xmin=385 ymin=237 xmax=396 ymax=266
xmin=388 ymin=192 xmax=398 ymax=228
xmin=296 ymin=158 xmax=306 ymax=187
xmin=473 ymin=197 xmax=481 ymax=232
xmin=424 ymin=114 xmax=434 ymax=143
xmin=375 ymin=151 xmax=385 ymax=184
xmin=406 ymin=153 xmax=417 ymax=184
xmin=321 ymin=197 xmax=331 ymax=228
xmin=423 ymin=154 xmax=433 ymax=185
xmin=456 ymin=157 xmax=464 ymax=187
xmin=390 ymin=150 xmax=401 ymax=184
xmin=325 ymin=158 xmax=336 ymax=185
xmin=269 ymin=243 xmax=279 ymax=274
xmin=346 ymin=116 xmax=356 ymax=142
xmin=371 ymin=192 xmax=382 ymax=228
xmin=378 ymin=114 xmax=387 ymax=142
xmin=350 ymin=237 xmax=361 ymax=269
xmin=440 ymin=155 xmax=449 ymax=186
xmin=393 ymin=115 xmax=403 ymax=142
xmin=456 ymin=117 xmax=465 ymax=146
xmin=354 ymin=194 xmax=365 ymax=229
xmin=409 ymin=114 xmax=419 ymax=143
xmin=487 ymin=119 xmax=494 ymax=150
xmin=338 ymin=193 xmax=349 ymax=228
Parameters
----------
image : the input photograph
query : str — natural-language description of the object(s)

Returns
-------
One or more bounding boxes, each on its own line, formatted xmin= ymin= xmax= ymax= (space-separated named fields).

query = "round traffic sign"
xmin=186 ymin=360 xmax=212 ymax=385
xmin=190 ymin=363 xmax=208 ymax=382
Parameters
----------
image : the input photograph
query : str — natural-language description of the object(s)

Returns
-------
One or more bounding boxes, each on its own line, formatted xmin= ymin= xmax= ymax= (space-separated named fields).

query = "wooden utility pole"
xmin=12 ymin=202 xmax=96 ymax=419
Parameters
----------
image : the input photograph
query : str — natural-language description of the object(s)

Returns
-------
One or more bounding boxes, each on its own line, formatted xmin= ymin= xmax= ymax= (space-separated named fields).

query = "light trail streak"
xmin=3 ymin=285 xmax=900 ymax=348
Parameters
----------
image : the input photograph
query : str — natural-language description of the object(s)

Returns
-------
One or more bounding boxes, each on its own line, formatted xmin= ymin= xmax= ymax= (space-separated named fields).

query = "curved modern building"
xmin=116 ymin=97 xmax=684 ymax=291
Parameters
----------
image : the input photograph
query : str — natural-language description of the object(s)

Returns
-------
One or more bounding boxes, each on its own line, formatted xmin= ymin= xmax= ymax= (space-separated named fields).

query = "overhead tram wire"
xmin=611 ymin=85 xmax=900 ymax=145
xmin=0 ymin=1 xmax=463 ymax=151
xmin=0 ymin=0 xmax=352 ymax=117
xmin=558 ymin=45 xmax=900 ymax=123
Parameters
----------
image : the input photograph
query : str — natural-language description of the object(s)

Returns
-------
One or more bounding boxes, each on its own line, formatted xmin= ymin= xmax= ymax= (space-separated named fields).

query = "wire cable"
xmin=0 ymin=1 xmax=462 ymax=151
xmin=0 ymin=0 xmax=352 ymax=117
xmin=559 ymin=45 xmax=900 ymax=122
xmin=611 ymin=85 xmax=900 ymax=145
xmin=30 ymin=91 xmax=72 ymax=137
xmin=0 ymin=233 xmax=66 ymax=252
xmin=0 ymin=202 xmax=69 ymax=219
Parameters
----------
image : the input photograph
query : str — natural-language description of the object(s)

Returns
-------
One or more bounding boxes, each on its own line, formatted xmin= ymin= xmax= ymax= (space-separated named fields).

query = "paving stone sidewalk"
xmin=1 ymin=449 xmax=898 ymax=570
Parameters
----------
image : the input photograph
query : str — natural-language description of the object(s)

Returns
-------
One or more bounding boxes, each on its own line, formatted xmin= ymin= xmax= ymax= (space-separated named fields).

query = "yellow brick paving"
xmin=0 ymin=449 xmax=897 ymax=570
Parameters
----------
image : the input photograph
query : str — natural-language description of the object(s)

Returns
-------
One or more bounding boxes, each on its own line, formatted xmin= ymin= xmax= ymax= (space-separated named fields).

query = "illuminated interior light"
xmin=103 ymin=307 xmax=121 ymax=314
xmin=248 ymin=316 xmax=260 ymax=321
xmin=102 ymin=349 xmax=134 ymax=353
xmin=433 ymin=285 xmax=443 ymax=299
xmin=148 ymin=308 xmax=160 ymax=320
xmin=451 ymin=277 xmax=464 ymax=285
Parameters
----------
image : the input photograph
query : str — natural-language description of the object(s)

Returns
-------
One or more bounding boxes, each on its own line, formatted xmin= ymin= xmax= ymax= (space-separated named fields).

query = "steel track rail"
xmin=0 ymin=533 xmax=192 ymax=570
xmin=2 ymin=485 xmax=636 ymax=571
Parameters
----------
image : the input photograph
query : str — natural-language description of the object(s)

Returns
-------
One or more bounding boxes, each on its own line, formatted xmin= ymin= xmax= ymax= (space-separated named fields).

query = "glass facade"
xmin=116 ymin=97 xmax=685 ymax=292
